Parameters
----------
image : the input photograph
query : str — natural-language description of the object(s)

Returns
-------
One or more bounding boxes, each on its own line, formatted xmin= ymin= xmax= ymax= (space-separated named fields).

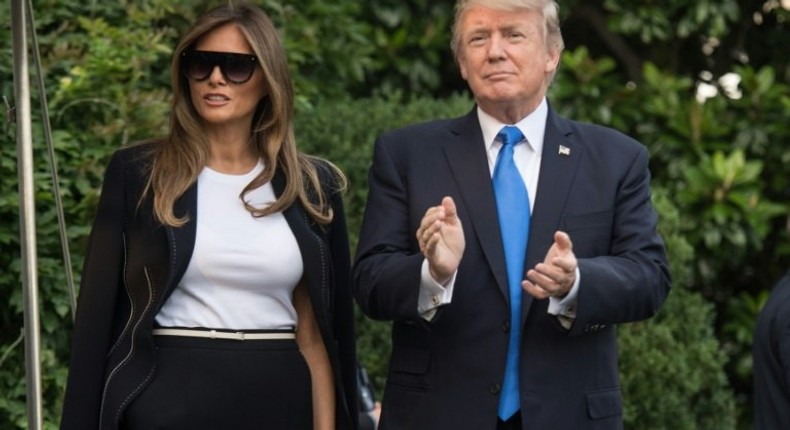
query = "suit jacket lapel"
xmin=521 ymin=106 xmax=582 ymax=323
xmin=443 ymin=109 xmax=510 ymax=302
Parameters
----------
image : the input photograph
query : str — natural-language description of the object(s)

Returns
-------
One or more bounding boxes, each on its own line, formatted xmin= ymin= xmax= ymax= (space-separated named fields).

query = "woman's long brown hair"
xmin=145 ymin=2 xmax=344 ymax=227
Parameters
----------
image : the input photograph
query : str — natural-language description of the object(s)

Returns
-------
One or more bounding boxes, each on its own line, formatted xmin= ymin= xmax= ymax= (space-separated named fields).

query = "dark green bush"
xmin=619 ymin=286 xmax=737 ymax=430
xmin=296 ymin=93 xmax=474 ymax=249
xmin=619 ymin=188 xmax=736 ymax=429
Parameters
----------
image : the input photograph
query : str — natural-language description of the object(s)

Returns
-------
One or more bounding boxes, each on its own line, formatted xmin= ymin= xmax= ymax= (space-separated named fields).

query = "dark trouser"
xmin=497 ymin=411 xmax=522 ymax=430
xmin=122 ymin=334 xmax=312 ymax=430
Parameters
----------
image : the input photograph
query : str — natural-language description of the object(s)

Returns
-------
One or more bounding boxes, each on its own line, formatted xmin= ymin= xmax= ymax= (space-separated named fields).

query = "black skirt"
xmin=122 ymin=333 xmax=312 ymax=430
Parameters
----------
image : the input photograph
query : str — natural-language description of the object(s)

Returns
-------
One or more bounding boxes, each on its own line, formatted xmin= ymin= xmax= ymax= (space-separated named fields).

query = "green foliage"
xmin=296 ymin=93 xmax=472 ymax=250
xmin=619 ymin=287 xmax=737 ymax=430
xmin=0 ymin=124 xmax=88 ymax=430
xmin=265 ymin=0 xmax=458 ymax=100
xmin=618 ymin=189 xmax=736 ymax=429
xmin=552 ymin=46 xmax=624 ymax=126
xmin=51 ymin=14 xmax=172 ymax=146
xmin=602 ymin=0 xmax=740 ymax=42
xmin=678 ymin=149 xmax=784 ymax=258
xmin=722 ymin=290 xmax=770 ymax=380
xmin=261 ymin=1 xmax=377 ymax=101
xmin=358 ymin=1 xmax=455 ymax=97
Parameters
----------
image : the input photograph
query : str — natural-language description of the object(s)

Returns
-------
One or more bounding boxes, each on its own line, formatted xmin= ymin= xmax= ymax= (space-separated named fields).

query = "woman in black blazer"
xmin=60 ymin=3 xmax=357 ymax=429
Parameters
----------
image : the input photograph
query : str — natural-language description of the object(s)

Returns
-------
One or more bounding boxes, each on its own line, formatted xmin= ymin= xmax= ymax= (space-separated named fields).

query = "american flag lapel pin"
xmin=558 ymin=145 xmax=571 ymax=156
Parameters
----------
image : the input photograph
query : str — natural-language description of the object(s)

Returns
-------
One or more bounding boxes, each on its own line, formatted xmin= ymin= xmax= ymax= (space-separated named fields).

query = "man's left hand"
xmin=523 ymin=231 xmax=577 ymax=299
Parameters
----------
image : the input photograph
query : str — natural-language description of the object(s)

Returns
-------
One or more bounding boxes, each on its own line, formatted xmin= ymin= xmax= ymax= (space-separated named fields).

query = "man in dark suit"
xmin=351 ymin=1 xmax=671 ymax=429
xmin=753 ymin=269 xmax=790 ymax=429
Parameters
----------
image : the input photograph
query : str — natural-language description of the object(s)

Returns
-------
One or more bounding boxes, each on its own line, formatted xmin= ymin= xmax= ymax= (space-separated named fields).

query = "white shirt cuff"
xmin=548 ymin=267 xmax=580 ymax=319
xmin=417 ymin=259 xmax=456 ymax=321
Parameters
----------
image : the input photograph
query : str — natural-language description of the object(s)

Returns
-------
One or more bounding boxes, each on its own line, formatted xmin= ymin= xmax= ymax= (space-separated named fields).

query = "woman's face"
xmin=186 ymin=23 xmax=266 ymax=132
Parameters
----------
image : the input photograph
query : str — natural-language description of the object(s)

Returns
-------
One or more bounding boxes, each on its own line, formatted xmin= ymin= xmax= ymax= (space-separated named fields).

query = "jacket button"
xmin=501 ymin=320 xmax=510 ymax=333
xmin=489 ymin=384 xmax=501 ymax=395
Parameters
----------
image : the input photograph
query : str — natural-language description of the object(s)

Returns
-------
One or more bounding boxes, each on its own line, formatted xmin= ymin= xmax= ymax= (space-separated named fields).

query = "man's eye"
xmin=469 ymin=36 xmax=486 ymax=46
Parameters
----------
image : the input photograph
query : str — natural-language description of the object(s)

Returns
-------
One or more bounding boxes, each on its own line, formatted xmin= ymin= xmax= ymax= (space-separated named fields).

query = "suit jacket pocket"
xmin=387 ymin=347 xmax=431 ymax=392
xmin=586 ymin=387 xmax=622 ymax=419
xmin=562 ymin=210 xmax=614 ymax=256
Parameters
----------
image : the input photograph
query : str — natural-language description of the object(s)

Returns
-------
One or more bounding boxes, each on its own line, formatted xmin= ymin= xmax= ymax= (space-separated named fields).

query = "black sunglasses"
xmin=181 ymin=50 xmax=258 ymax=84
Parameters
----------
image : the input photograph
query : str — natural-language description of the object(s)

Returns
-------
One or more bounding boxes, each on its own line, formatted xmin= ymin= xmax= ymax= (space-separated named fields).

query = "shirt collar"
xmin=478 ymin=97 xmax=548 ymax=155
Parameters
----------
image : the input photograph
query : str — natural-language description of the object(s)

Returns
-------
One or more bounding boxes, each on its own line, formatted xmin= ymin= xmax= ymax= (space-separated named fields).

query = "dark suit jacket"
xmin=60 ymin=143 xmax=358 ymax=430
xmin=352 ymin=105 xmax=671 ymax=430
xmin=753 ymin=269 xmax=790 ymax=430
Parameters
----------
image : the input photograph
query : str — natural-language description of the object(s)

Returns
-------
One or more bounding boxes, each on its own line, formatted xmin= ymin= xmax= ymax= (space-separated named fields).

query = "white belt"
xmin=152 ymin=328 xmax=295 ymax=341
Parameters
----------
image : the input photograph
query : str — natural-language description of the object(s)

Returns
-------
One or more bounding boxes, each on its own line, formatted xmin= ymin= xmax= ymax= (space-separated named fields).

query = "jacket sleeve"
xmin=312 ymin=159 xmax=359 ymax=430
xmin=569 ymin=144 xmax=671 ymax=336
xmin=351 ymin=136 xmax=426 ymax=323
xmin=777 ymin=278 xmax=790 ymax=399
xmin=60 ymin=151 xmax=128 ymax=430
xmin=328 ymin=182 xmax=360 ymax=430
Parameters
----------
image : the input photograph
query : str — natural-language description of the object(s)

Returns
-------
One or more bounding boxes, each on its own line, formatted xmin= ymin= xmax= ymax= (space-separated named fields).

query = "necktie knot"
xmin=497 ymin=126 xmax=524 ymax=147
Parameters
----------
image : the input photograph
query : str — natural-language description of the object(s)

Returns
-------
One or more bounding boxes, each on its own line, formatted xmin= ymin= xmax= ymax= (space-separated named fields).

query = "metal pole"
xmin=26 ymin=0 xmax=77 ymax=322
xmin=11 ymin=0 xmax=44 ymax=428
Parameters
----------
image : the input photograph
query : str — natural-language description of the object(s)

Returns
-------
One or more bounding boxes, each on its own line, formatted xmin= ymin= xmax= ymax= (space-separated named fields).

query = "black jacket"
xmin=61 ymin=143 xmax=358 ymax=430
xmin=753 ymin=269 xmax=790 ymax=430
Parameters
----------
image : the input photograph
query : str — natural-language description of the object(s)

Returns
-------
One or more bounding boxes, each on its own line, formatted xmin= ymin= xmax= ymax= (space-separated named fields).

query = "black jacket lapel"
xmin=522 ymin=106 xmax=583 ymax=325
xmin=443 ymin=109 xmax=510 ymax=302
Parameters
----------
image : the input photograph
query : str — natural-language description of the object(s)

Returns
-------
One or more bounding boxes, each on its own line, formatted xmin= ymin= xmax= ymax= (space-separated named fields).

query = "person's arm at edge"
xmin=61 ymin=150 xmax=128 ymax=430
xmin=295 ymin=282 xmax=336 ymax=430
xmin=352 ymin=136 xmax=425 ymax=322
xmin=325 ymin=168 xmax=359 ymax=429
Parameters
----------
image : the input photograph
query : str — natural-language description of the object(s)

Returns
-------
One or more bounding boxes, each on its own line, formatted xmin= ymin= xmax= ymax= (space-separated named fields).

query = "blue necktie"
xmin=493 ymin=125 xmax=530 ymax=420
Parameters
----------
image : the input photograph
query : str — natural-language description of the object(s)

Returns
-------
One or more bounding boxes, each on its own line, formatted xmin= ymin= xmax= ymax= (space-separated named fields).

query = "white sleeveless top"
xmin=155 ymin=161 xmax=303 ymax=330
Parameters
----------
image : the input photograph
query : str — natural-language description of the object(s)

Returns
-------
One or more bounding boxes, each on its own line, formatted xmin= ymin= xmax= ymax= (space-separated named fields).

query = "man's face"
xmin=457 ymin=6 xmax=559 ymax=118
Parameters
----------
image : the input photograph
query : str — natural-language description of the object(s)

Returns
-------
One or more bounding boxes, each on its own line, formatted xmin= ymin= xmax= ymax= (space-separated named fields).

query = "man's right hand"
xmin=416 ymin=196 xmax=465 ymax=285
